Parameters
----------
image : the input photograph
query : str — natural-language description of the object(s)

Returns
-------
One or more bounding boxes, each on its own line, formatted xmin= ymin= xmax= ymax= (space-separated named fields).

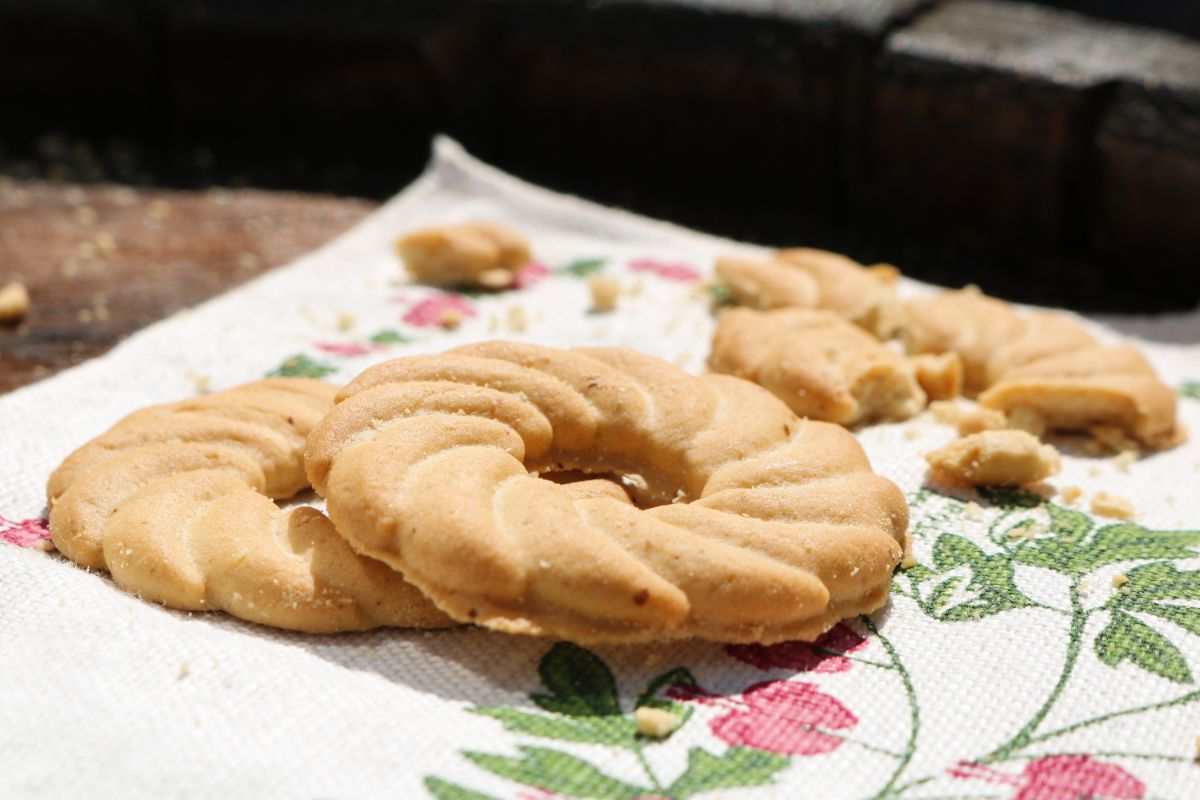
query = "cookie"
xmin=909 ymin=353 xmax=963 ymax=402
xmin=925 ymin=430 xmax=1061 ymax=487
xmin=712 ymin=249 xmax=903 ymax=337
xmin=396 ymin=220 xmax=531 ymax=289
xmin=905 ymin=287 xmax=1182 ymax=449
xmin=775 ymin=248 xmax=905 ymax=338
xmin=48 ymin=379 xmax=449 ymax=633
xmin=714 ymin=255 xmax=818 ymax=310
xmin=708 ymin=308 xmax=926 ymax=426
xmin=307 ymin=342 xmax=908 ymax=644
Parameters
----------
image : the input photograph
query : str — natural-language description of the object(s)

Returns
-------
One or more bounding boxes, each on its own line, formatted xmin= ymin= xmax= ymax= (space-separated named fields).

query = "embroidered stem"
xmin=865 ymin=616 xmax=920 ymax=799
xmin=980 ymin=576 xmax=1086 ymax=763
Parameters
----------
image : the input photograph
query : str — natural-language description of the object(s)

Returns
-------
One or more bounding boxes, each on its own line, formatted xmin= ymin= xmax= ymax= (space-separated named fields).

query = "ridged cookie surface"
xmin=47 ymin=379 xmax=449 ymax=633
xmin=905 ymin=287 xmax=1183 ymax=448
xmin=308 ymin=342 xmax=908 ymax=644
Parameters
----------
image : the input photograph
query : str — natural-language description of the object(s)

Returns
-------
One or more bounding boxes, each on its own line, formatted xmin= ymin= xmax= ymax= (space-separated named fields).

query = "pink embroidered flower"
xmin=0 ymin=516 xmax=51 ymax=549
xmin=515 ymin=261 xmax=550 ymax=289
xmin=950 ymin=756 xmax=1144 ymax=800
xmin=670 ymin=679 xmax=857 ymax=756
xmin=402 ymin=293 xmax=477 ymax=327
xmin=726 ymin=622 xmax=867 ymax=673
xmin=628 ymin=258 xmax=701 ymax=283
xmin=313 ymin=341 xmax=376 ymax=357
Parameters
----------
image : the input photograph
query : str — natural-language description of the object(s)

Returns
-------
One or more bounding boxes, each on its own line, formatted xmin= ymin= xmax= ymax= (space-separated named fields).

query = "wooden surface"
xmin=0 ymin=180 xmax=375 ymax=394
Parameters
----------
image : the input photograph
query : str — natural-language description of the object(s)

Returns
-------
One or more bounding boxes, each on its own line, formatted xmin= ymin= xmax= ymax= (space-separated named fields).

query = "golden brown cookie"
xmin=713 ymin=255 xmax=819 ymax=310
xmin=307 ymin=342 xmax=909 ymax=644
xmin=925 ymin=430 xmax=1061 ymax=487
xmin=909 ymin=353 xmax=963 ymax=402
xmin=396 ymin=220 xmax=531 ymax=289
xmin=905 ymin=288 xmax=1182 ymax=449
xmin=708 ymin=308 xmax=926 ymax=426
xmin=775 ymin=248 xmax=905 ymax=338
xmin=48 ymin=379 xmax=449 ymax=633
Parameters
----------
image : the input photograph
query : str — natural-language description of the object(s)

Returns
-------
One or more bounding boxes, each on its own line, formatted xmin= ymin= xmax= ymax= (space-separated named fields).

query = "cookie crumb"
xmin=900 ymin=537 xmax=917 ymax=569
xmin=336 ymin=311 xmax=356 ymax=332
xmin=1060 ymin=485 xmax=1083 ymax=505
xmin=478 ymin=268 xmax=514 ymax=290
xmin=94 ymin=231 xmax=117 ymax=255
xmin=910 ymin=353 xmax=962 ymax=401
xmin=1112 ymin=450 xmax=1138 ymax=473
xmin=177 ymin=662 xmax=190 ymax=680
xmin=589 ymin=275 xmax=621 ymax=312
xmin=0 ymin=282 xmax=31 ymax=321
xmin=506 ymin=305 xmax=528 ymax=333
xmin=438 ymin=308 xmax=464 ymax=330
xmin=486 ymin=313 xmax=499 ymax=333
xmin=904 ymin=427 xmax=921 ymax=441
xmin=963 ymin=501 xmax=984 ymax=520
xmin=1091 ymin=492 xmax=1136 ymax=520
xmin=925 ymin=430 xmax=1060 ymax=487
xmin=188 ymin=372 xmax=211 ymax=394
xmin=1111 ymin=573 xmax=1129 ymax=589
xmin=635 ymin=707 xmax=680 ymax=739
xmin=77 ymin=307 xmax=94 ymax=323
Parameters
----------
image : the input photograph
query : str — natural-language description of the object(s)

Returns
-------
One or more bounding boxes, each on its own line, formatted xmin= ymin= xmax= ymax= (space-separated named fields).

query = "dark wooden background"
xmin=2 ymin=1 xmax=1198 ymax=393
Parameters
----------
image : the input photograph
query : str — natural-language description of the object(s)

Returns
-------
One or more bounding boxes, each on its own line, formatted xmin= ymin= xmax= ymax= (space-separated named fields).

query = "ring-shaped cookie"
xmin=47 ymin=379 xmax=449 ymax=633
xmin=308 ymin=342 xmax=909 ymax=644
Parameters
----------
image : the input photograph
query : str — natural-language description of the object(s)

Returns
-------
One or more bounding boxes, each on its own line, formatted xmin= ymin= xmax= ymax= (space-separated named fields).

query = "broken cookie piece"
xmin=909 ymin=353 xmax=963 ymax=401
xmin=925 ymin=430 xmax=1061 ymax=487
xmin=396 ymin=221 xmax=531 ymax=289
xmin=709 ymin=308 xmax=925 ymax=426
xmin=0 ymin=281 xmax=30 ymax=322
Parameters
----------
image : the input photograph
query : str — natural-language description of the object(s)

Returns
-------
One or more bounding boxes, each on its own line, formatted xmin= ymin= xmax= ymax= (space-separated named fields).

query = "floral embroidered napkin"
xmin=3 ymin=138 xmax=1199 ymax=800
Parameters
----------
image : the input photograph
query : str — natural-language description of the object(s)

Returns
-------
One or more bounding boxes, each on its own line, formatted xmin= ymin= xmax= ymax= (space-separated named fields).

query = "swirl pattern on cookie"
xmin=905 ymin=287 xmax=1183 ymax=448
xmin=308 ymin=342 xmax=908 ymax=644
xmin=47 ymin=379 xmax=449 ymax=633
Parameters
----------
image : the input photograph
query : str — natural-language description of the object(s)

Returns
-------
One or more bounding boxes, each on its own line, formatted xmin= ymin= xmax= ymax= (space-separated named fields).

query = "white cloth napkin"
xmin=3 ymin=138 xmax=1199 ymax=800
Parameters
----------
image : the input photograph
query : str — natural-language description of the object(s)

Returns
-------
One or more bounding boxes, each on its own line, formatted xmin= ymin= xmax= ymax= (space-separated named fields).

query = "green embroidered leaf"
xmin=1179 ymin=381 xmax=1200 ymax=400
xmin=666 ymin=747 xmax=790 ymax=799
xmin=1072 ymin=523 xmax=1200 ymax=572
xmin=1119 ymin=562 xmax=1200 ymax=601
xmin=532 ymin=643 xmax=622 ymax=717
xmin=1013 ymin=539 xmax=1078 ymax=573
xmin=424 ymin=776 xmax=501 ymax=800
xmin=1045 ymin=503 xmax=1093 ymax=544
xmin=369 ymin=328 xmax=412 ymax=345
xmin=558 ymin=258 xmax=607 ymax=278
xmin=1113 ymin=563 xmax=1200 ymax=637
xmin=463 ymin=746 xmax=646 ymax=799
xmin=472 ymin=707 xmax=637 ymax=747
xmin=1095 ymin=611 xmax=1193 ymax=684
xmin=932 ymin=533 xmax=987 ymax=569
xmin=900 ymin=563 xmax=935 ymax=585
xmin=266 ymin=354 xmax=337 ymax=378
xmin=977 ymin=487 xmax=1043 ymax=509
xmin=926 ymin=575 xmax=963 ymax=616
xmin=1141 ymin=604 xmax=1200 ymax=638
xmin=924 ymin=534 xmax=1031 ymax=621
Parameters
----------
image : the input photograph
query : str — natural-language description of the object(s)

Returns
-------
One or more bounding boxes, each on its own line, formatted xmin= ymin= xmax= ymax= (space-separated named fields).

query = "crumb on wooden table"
xmin=1091 ymin=491 xmax=1136 ymax=520
xmin=0 ymin=282 xmax=31 ymax=321
xmin=589 ymin=275 xmax=621 ymax=312
xmin=635 ymin=707 xmax=680 ymax=739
